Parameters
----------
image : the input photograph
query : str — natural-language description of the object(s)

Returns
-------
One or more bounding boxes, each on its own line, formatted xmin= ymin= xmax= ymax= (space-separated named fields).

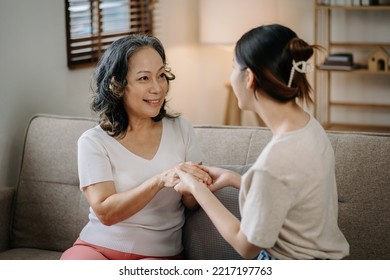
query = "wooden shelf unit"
xmin=313 ymin=1 xmax=390 ymax=132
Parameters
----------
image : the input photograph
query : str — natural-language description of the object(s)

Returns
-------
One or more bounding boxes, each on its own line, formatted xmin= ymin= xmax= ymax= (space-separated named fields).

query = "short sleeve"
xmin=178 ymin=117 xmax=204 ymax=164
xmin=240 ymin=169 xmax=292 ymax=248
xmin=77 ymin=132 xmax=114 ymax=189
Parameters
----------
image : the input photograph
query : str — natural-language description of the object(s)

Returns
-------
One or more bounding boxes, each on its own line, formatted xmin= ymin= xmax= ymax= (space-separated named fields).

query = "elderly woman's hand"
xmin=156 ymin=162 xmax=212 ymax=188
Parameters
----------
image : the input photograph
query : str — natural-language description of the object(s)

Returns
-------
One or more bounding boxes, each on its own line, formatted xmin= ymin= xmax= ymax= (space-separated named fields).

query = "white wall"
xmin=0 ymin=0 xmax=94 ymax=188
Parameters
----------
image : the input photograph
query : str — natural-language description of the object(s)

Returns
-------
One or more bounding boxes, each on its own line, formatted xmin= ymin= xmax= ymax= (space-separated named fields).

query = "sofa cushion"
xmin=327 ymin=132 xmax=390 ymax=259
xmin=0 ymin=187 xmax=14 ymax=252
xmin=182 ymin=164 xmax=251 ymax=260
xmin=10 ymin=115 xmax=94 ymax=252
xmin=0 ymin=248 xmax=62 ymax=260
xmin=194 ymin=125 xmax=272 ymax=166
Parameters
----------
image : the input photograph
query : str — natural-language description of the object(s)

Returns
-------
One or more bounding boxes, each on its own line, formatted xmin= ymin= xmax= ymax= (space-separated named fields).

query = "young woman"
xmin=174 ymin=24 xmax=350 ymax=260
xmin=61 ymin=34 xmax=211 ymax=260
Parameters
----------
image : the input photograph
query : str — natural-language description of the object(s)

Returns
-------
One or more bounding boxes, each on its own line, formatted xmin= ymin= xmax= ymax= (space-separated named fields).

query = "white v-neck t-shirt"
xmin=77 ymin=117 xmax=203 ymax=256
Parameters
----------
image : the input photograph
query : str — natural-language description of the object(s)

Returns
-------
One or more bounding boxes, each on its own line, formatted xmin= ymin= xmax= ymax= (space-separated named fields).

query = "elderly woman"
xmin=61 ymin=34 xmax=211 ymax=260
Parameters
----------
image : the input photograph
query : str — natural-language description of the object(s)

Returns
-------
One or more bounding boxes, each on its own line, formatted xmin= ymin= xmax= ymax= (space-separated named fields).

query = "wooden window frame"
xmin=65 ymin=0 xmax=157 ymax=69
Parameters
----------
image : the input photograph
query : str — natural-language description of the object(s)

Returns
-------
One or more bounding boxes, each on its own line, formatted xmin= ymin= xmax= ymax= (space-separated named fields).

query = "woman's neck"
xmin=255 ymin=96 xmax=309 ymax=137
xmin=127 ymin=116 xmax=156 ymax=132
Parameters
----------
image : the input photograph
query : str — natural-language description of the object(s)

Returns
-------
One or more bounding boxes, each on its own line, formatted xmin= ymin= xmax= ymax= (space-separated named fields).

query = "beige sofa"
xmin=0 ymin=114 xmax=389 ymax=260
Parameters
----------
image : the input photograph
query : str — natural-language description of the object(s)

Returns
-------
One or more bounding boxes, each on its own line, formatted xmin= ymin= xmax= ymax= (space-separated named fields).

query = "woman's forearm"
xmin=85 ymin=176 xmax=164 ymax=226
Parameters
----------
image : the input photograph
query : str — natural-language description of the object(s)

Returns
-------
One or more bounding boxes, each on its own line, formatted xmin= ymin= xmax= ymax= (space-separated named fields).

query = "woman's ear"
xmin=245 ymin=68 xmax=255 ymax=90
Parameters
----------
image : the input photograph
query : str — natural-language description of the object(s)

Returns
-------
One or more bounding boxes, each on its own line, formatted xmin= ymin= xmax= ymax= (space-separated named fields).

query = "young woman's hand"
xmin=196 ymin=165 xmax=241 ymax=192
xmin=174 ymin=168 xmax=205 ymax=196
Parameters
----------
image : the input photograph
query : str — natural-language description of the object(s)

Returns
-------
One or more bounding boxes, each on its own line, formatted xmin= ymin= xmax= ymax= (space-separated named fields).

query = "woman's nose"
xmin=150 ymin=78 xmax=163 ymax=94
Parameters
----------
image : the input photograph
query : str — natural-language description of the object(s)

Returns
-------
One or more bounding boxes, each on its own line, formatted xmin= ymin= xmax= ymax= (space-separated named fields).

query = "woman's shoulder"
xmin=80 ymin=124 xmax=102 ymax=136
xmin=79 ymin=125 xmax=109 ymax=144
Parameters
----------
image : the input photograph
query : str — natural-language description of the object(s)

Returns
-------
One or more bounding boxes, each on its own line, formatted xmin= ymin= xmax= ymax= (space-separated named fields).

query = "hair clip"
xmin=287 ymin=60 xmax=313 ymax=87
xmin=164 ymin=64 xmax=175 ymax=80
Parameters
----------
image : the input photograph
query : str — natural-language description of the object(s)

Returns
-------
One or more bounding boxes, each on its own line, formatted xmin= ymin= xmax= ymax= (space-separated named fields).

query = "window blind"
xmin=65 ymin=0 xmax=157 ymax=69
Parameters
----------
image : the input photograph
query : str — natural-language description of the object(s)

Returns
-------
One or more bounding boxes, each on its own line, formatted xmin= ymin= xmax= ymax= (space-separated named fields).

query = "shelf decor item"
xmin=318 ymin=53 xmax=361 ymax=71
xmin=324 ymin=53 xmax=354 ymax=64
xmin=368 ymin=47 xmax=389 ymax=73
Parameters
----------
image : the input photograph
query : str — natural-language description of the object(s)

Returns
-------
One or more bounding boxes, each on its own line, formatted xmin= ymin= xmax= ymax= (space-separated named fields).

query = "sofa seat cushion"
xmin=0 ymin=248 xmax=62 ymax=260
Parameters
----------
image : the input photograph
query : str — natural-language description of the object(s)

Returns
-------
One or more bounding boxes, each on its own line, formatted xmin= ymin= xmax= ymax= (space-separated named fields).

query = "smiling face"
xmin=123 ymin=46 xmax=169 ymax=121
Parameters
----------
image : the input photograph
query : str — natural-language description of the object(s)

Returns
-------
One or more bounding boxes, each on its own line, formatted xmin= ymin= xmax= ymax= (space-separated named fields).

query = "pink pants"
xmin=60 ymin=238 xmax=184 ymax=260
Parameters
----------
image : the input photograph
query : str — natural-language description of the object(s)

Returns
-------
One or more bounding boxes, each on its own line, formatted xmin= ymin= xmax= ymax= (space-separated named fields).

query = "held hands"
xmin=157 ymin=168 xmax=180 ymax=188
xmin=174 ymin=165 xmax=239 ymax=195
xmin=177 ymin=162 xmax=213 ymax=186
xmin=174 ymin=168 xmax=203 ymax=196
xmin=157 ymin=162 xmax=212 ymax=188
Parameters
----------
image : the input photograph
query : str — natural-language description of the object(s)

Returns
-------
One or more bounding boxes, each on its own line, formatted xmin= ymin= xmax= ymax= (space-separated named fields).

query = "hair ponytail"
xmin=287 ymin=37 xmax=316 ymax=105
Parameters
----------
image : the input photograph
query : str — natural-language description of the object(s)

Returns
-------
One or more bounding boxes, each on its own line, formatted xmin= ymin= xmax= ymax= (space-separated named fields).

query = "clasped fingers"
xmin=158 ymin=169 xmax=180 ymax=188
xmin=177 ymin=162 xmax=212 ymax=185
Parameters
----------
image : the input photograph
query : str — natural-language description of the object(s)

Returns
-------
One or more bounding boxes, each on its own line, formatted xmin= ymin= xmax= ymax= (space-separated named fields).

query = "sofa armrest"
xmin=0 ymin=186 xmax=15 ymax=253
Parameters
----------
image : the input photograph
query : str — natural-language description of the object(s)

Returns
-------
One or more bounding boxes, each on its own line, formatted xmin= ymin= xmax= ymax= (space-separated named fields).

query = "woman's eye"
xmin=139 ymin=76 xmax=149 ymax=81
xmin=159 ymin=73 xmax=166 ymax=79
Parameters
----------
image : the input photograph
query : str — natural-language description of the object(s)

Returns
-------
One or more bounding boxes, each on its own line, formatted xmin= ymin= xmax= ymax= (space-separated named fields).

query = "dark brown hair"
xmin=235 ymin=24 xmax=322 ymax=106
xmin=91 ymin=34 xmax=177 ymax=137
